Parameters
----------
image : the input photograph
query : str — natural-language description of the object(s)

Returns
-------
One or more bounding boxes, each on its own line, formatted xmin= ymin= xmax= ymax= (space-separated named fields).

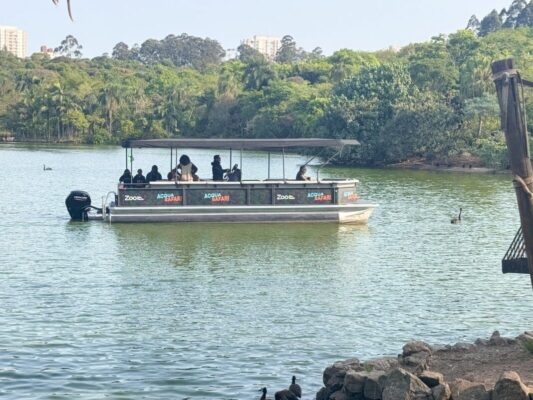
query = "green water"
xmin=0 ymin=144 xmax=531 ymax=399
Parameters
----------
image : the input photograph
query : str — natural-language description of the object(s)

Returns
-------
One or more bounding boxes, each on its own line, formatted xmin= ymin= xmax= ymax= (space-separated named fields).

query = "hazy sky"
xmin=2 ymin=0 xmax=512 ymax=57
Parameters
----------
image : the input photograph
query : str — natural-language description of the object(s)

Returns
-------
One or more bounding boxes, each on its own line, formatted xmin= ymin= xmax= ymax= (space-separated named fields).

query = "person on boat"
xmin=167 ymin=168 xmax=178 ymax=181
xmin=177 ymin=155 xmax=199 ymax=182
xmin=146 ymin=165 xmax=162 ymax=183
xmin=296 ymin=165 xmax=311 ymax=181
xmin=133 ymin=169 xmax=146 ymax=186
xmin=227 ymin=164 xmax=241 ymax=181
xmin=211 ymin=155 xmax=230 ymax=181
xmin=119 ymin=169 xmax=132 ymax=186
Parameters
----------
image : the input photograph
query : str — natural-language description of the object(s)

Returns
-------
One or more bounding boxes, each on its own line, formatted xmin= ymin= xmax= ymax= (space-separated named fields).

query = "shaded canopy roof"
xmin=121 ymin=138 xmax=360 ymax=149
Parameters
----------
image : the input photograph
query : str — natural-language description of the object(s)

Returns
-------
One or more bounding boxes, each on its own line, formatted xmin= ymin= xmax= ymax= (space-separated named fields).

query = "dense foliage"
xmin=2 ymin=4 xmax=533 ymax=168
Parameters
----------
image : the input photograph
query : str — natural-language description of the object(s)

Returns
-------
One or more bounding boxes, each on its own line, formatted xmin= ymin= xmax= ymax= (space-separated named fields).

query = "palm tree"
xmin=51 ymin=0 xmax=73 ymax=20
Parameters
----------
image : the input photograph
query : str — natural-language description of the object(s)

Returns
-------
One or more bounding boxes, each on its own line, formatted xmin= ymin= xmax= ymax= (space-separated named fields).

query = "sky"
xmin=2 ymin=0 xmax=513 ymax=57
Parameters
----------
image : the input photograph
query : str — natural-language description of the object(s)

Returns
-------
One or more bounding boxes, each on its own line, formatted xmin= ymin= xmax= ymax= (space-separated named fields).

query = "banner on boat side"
xmin=272 ymin=188 xmax=334 ymax=205
xmin=186 ymin=189 xmax=246 ymax=205
xmin=119 ymin=189 xmax=184 ymax=206
xmin=338 ymin=188 xmax=359 ymax=204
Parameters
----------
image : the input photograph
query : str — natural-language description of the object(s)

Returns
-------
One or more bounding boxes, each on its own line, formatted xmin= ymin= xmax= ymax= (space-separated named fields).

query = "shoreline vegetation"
xmin=317 ymin=330 xmax=533 ymax=400
xmin=2 ymin=2 xmax=533 ymax=173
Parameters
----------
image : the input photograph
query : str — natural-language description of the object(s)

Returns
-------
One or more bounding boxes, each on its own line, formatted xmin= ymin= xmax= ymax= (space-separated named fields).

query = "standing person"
xmin=133 ymin=169 xmax=146 ymax=186
xmin=119 ymin=169 xmax=132 ymax=186
xmin=211 ymin=155 xmax=230 ymax=181
xmin=177 ymin=155 xmax=198 ymax=182
xmin=146 ymin=165 xmax=162 ymax=183
xmin=296 ymin=165 xmax=311 ymax=181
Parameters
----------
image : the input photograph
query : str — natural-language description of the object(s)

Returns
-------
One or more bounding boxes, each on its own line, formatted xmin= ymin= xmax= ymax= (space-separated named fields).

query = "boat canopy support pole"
xmin=230 ymin=148 xmax=233 ymax=170
xmin=125 ymin=148 xmax=128 ymax=169
xmin=282 ymin=148 xmax=286 ymax=181
xmin=268 ymin=151 xmax=271 ymax=180
xmin=240 ymin=148 xmax=243 ymax=181
xmin=170 ymin=148 xmax=173 ymax=173
xmin=316 ymin=146 xmax=344 ymax=181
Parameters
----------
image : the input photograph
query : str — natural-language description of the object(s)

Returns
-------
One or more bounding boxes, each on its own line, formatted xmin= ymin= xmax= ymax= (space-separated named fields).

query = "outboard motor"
xmin=65 ymin=190 xmax=92 ymax=221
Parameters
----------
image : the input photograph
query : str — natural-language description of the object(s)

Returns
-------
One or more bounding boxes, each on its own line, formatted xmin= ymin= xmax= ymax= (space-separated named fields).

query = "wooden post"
xmin=492 ymin=58 xmax=533 ymax=288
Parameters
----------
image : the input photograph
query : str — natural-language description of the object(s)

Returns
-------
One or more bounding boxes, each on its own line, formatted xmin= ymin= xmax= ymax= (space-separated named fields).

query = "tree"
xmin=516 ymin=1 xmax=533 ymax=27
xmin=275 ymin=35 xmax=299 ymax=63
xmin=243 ymin=59 xmax=276 ymax=90
xmin=237 ymin=44 xmax=265 ymax=63
xmin=54 ymin=35 xmax=83 ymax=58
xmin=503 ymin=0 xmax=527 ymax=27
xmin=466 ymin=15 xmax=481 ymax=34
xmin=112 ymin=42 xmax=131 ymax=60
xmin=478 ymin=10 xmax=502 ymax=36
xmin=308 ymin=47 xmax=324 ymax=60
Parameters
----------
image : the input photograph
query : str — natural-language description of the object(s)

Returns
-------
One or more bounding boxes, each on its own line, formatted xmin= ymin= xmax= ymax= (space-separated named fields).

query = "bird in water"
xmin=43 ymin=164 xmax=52 ymax=171
xmin=275 ymin=376 xmax=301 ymax=400
xmin=451 ymin=208 xmax=462 ymax=224
xmin=289 ymin=376 xmax=302 ymax=398
xmin=258 ymin=387 xmax=268 ymax=400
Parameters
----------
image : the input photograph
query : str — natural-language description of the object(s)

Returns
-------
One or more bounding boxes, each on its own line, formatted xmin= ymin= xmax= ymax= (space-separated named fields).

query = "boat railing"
xmin=119 ymin=178 xmax=359 ymax=189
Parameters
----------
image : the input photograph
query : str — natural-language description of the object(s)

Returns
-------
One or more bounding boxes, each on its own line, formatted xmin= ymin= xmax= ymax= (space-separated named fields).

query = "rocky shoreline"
xmin=317 ymin=331 xmax=533 ymax=400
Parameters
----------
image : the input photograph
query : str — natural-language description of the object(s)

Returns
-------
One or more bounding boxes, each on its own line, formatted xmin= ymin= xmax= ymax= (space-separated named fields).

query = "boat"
xmin=65 ymin=138 xmax=377 ymax=224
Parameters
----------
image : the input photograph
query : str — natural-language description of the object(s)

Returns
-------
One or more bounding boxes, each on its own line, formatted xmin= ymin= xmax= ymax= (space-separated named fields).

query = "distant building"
xmin=0 ymin=26 xmax=27 ymax=58
xmin=38 ymin=45 xmax=57 ymax=58
xmin=242 ymin=35 xmax=281 ymax=60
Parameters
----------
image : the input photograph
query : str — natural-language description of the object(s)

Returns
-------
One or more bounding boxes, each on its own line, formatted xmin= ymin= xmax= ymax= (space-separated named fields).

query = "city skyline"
xmin=2 ymin=0 xmax=513 ymax=58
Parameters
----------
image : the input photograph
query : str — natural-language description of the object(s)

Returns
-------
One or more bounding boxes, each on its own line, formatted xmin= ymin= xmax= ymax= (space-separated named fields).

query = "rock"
xmin=343 ymin=371 xmax=366 ymax=397
xmin=493 ymin=371 xmax=529 ymax=400
xmin=323 ymin=359 xmax=361 ymax=392
xmin=402 ymin=341 xmax=432 ymax=357
xmin=474 ymin=338 xmax=489 ymax=346
xmin=364 ymin=370 xmax=387 ymax=400
xmin=402 ymin=352 xmax=430 ymax=371
xmin=516 ymin=331 xmax=533 ymax=344
xmin=451 ymin=342 xmax=475 ymax=352
xmin=316 ymin=387 xmax=328 ymax=400
xmin=381 ymin=368 xmax=432 ymax=400
xmin=432 ymin=383 xmax=451 ymax=400
xmin=418 ymin=371 xmax=444 ymax=388
xmin=363 ymin=357 xmax=398 ymax=372
xmin=489 ymin=330 xmax=508 ymax=346
xmin=449 ymin=379 xmax=490 ymax=400
xmin=329 ymin=390 xmax=348 ymax=400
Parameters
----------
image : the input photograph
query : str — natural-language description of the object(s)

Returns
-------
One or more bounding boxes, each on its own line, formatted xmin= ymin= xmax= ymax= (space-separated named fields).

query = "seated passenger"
xmin=167 ymin=168 xmax=178 ymax=181
xmin=296 ymin=166 xmax=311 ymax=181
xmin=177 ymin=155 xmax=199 ymax=182
xmin=119 ymin=169 xmax=132 ymax=186
xmin=211 ymin=155 xmax=230 ymax=181
xmin=133 ymin=169 xmax=146 ymax=186
xmin=146 ymin=165 xmax=162 ymax=183
xmin=227 ymin=164 xmax=241 ymax=182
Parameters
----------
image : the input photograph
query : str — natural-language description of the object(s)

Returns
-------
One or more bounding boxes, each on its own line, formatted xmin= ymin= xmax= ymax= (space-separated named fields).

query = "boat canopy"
xmin=121 ymin=138 xmax=359 ymax=149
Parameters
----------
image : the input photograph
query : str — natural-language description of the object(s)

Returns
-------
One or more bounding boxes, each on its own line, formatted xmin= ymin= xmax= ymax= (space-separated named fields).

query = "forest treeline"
xmin=1 ymin=0 xmax=533 ymax=167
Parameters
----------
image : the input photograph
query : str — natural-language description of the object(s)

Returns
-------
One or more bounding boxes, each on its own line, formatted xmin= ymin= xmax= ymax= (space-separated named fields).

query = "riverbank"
xmin=317 ymin=331 xmax=533 ymax=400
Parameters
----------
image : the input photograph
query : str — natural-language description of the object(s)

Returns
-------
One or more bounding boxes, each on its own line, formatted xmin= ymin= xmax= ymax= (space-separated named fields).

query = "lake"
xmin=0 ymin=144 xmax=531 ymax=399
